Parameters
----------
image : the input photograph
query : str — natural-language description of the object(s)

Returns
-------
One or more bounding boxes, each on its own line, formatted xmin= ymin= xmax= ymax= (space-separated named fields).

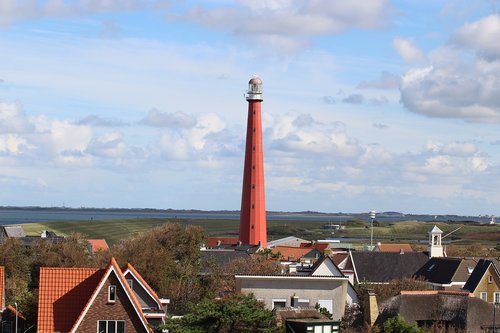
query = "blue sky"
xmin=1 ymin=0 xmax=500 ymax=215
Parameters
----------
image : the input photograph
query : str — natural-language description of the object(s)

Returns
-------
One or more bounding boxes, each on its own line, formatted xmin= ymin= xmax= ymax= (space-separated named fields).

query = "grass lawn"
xmin=17 ymin=218 xmax=500 ymax=246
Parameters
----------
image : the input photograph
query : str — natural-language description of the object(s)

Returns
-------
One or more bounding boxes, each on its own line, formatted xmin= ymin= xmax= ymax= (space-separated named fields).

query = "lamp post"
xmin=369 ymin=210 xmax=376 ymax=250
xmin=15 ymin=302 xmax=18 ymax=333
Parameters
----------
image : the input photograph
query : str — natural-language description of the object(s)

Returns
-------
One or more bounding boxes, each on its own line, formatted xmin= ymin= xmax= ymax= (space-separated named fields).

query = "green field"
xmin=17 ymin=217 xmax=500 ymax=247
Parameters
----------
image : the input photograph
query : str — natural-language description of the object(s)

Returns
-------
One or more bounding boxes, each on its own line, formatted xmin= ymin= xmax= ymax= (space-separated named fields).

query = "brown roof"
xmin=377 ymin=292 xmax=500 ymax=332
xmin=376 ymin=243 xmax=413 ymax=252
xmin=331 ymin=253 xmax=348 ymax=266
xmin=400 ymin=290 xmax=471 ymax=296
xmin=274 ymin=306 xmax=326 ymax=320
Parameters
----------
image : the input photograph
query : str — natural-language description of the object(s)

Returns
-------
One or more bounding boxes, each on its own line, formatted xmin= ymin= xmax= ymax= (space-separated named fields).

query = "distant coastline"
xmin=0 ymin=205 xmax=492 ymax=223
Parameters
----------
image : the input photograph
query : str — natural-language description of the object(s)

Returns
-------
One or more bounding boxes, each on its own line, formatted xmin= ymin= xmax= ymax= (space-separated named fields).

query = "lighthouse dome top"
xmin=246 ymin=75 xmax=263 ymax=101
xmin=248 ymin=76 xmax=262 ymax=85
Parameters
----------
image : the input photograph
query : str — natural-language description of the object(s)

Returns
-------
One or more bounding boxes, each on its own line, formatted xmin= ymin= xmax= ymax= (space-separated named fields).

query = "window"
xmin=297 ymin=299 xmax=310 ymax=307
xmin=488 ymin=275 xmax=493 ymax=283
xmin=97 ymin=320 xmax=125 ymax=333
xmin=495 ymin=292 xmax=500 ymax=304
xmin=306 ymin=325 xmax=335 ymax=333
xmin=480 ymin=292 xmax=488 ymax=302
xmin=108 ymin=285 xmax=117 ymax=303
xmin=272 ymin=299 xmax=286 ymax=309
xmin=126 ymin=279 xmax=133 ymax=289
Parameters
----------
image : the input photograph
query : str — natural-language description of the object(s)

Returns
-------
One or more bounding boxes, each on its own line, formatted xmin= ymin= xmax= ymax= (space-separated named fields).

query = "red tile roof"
xmin=207 ymin=237 xmax=239 ymax=247
xmin=299 ymin=242 xmax=329 ymax=252
xmin=37 ymin=258 xmax=153 ymax=333
xmin=0 ymin=266 xmax=4 ymax=310
xmin=87 ymin=239 xmax=109 ymax=252
xmin=37 ymin=267 xmax=104 ymax=333
xmin=376 ymin=243 xmax=414 ymax=252
xmin=6 ymin=305 xmax=26 ymax=320
xmin=271 ymin=246 xmax=315 ymax=261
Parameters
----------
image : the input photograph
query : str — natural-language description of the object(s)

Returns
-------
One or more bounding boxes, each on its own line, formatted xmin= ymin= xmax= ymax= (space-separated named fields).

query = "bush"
xmin=383 ymin=315 xmax=420 ymax=333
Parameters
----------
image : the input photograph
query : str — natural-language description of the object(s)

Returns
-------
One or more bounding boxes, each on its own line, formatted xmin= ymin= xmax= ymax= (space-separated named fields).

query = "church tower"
xmin=428 ymin=225 xmax=444 ymax=258
xmin=239 ymin=76 xmax=267 ymax=247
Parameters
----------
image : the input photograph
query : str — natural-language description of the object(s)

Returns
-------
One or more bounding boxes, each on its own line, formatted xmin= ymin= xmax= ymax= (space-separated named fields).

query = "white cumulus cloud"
xmin=393 ymin=37 xmax=427 ymax=65
xmin=453 ymin=14 xmax=500 ymax=60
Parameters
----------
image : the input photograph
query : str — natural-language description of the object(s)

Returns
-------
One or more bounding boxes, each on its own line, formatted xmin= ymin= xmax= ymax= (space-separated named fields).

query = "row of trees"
xmin=0 ymin=223 xmax=282 ymax=326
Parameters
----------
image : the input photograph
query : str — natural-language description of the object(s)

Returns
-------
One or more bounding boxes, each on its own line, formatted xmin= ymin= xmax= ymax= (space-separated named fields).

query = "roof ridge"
xmin=39 ymin=267 xmax=100 ymax=270
xmin=69 ymin=257 xmax=152 ymax=333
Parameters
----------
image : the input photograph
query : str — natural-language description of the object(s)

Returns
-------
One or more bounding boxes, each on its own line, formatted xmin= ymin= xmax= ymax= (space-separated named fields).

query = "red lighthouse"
xmin=239 ymin=76 xmax=267 ymax=248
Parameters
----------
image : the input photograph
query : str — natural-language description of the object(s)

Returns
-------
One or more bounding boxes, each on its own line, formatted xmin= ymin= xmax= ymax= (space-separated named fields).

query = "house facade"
xmin=37 ymin=258 xmax=166 ymax=333
xmin=235 ymin=256 xmax=353 ymax=321
xmin=462 ymin=259 xmax=500 ymax=304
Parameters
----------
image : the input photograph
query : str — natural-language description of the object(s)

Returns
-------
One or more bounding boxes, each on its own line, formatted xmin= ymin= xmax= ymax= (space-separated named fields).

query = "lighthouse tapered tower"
xmin=239 ymin=76 xmax=267 ymax=247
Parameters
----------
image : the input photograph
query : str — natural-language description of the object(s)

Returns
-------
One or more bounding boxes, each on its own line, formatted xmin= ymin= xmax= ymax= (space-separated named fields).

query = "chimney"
xmin=291 ymin=295 xmax=299 ymax=307
xmin=364 ymin=291 xmax=379 ymax=326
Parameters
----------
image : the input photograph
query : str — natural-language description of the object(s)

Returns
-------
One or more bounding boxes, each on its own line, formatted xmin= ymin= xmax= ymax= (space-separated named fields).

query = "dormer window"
xmin=108 ymin=285 xmax=116 ymax=303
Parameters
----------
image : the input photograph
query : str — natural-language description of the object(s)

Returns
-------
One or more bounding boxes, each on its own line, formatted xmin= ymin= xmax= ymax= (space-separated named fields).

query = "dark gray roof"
xmin=349 ymin=251 xmax=429 ymax=283
xmin=214 ymin=243 xmax=261 ymax=254
xmin=3 ymin=226 xmax=26 ymax=237
xmin=463 ymin=259 xmax=499 ymax=292
xmin=200 ymin=249 xmax=250 ymax=274
xmin=377 ymin=293 xmax=500 ymax=333
xmin=414 ymin=257 xmax=462 ymax=284
xmin=18 ymin=236 xmax=65 ymax=246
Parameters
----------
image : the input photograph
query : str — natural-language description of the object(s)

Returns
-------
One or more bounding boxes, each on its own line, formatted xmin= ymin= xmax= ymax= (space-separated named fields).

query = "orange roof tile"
xmin=207 ymin=237 xmax=239 ymax=247
xmin=376 ymin=243 xmax=414 ymax=252
xmin=271 ymin=246 xmax=315 ymax=261
xmin=37 ymin=258 xmax=154 ymax=333
xmin=87 ymin=239 xmax=109 ymax=252
xmin=6 ymin=305 xmax=26 ymax=320
xmin=299 ymin=242 xmax=329 ymax=252
xmin=0 ymin=266 xmax=4 ymax=309
xmin=37 ymin=267 xmax=104 ymax=333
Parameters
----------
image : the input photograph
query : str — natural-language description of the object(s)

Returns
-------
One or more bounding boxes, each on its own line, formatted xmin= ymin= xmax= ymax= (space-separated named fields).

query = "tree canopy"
xmin=162 ymin=293 xmax=281 ymax=333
